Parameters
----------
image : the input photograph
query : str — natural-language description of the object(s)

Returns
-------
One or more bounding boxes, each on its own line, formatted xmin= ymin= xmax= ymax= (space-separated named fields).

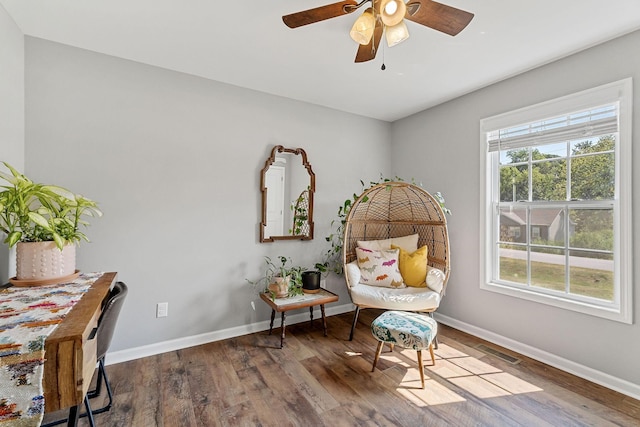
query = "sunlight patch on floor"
xmin=397 ymin=370 xmax=467 ymax=406
xmin=446 ymin=355 xmax=502 ymax=375
xmin=385 ymin=342 xmax=543 ymax=405
xmin=425 ymin=359 xmax=472 ymax=379
xmin=481 ymin=372 xmax=543 ymax=394
xmin=448 ymin=375 xmax=512 ymax=399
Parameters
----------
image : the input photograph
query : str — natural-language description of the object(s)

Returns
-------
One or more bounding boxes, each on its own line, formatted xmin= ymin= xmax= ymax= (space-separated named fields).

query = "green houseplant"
xmin=301 ymin=260 xmax=330 ymax=293
xmin=0 ymin=162 xmax=102 ymax=282
xmin=247 ymin=256 xmax=305 ymax=300
xmin=288 ymin=186 xmax=311 ymax=236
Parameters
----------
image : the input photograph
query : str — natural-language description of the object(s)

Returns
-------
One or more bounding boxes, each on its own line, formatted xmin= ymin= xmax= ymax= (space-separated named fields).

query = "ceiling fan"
xmin=282 ymin=0 xmax=474 ymax=63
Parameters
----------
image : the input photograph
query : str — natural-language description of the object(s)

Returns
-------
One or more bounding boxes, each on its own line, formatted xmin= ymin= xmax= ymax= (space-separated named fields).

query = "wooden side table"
xmin=259 ymin=288 xmax=339 ymax=348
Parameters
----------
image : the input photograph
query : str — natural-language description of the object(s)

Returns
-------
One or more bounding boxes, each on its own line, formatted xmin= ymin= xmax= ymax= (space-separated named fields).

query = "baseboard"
xmin=434 ymin=313 xmax=640 ymax=401
xmin=106 ymin=303 xmax=355 ymax=366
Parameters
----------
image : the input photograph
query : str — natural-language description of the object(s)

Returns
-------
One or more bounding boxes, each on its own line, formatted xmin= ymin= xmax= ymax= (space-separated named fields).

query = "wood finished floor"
xmin=44 ymin=309 xmax=640 ymax=426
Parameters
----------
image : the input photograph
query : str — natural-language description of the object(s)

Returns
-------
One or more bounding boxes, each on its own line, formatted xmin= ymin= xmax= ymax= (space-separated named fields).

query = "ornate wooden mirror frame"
xmin=260 ymin=145 xmax=315 ymax=242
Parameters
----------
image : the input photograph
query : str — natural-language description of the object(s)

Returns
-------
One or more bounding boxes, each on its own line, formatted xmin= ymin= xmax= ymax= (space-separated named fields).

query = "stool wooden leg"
xmin=417 ymin=350 xmax=425 ymax=389
xmin=372 ymin=341 xmax=384 ymax=372
xmin=429 ymin=343 xmax=436 ymax=365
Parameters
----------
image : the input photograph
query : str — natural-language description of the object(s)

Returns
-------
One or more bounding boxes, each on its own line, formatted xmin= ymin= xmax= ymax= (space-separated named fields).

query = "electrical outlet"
xmin=156 ymin=302 xmax=168 ymax=318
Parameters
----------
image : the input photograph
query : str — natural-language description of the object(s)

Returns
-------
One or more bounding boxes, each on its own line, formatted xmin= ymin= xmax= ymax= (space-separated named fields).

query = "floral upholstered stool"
xmin=370 ymin=311 xmax=438 ymax=389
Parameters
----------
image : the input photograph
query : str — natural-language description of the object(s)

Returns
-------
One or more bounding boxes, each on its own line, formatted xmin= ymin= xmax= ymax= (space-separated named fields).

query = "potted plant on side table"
xmin=0 ymin=161 xmax=102 ymax=286
xmin=248 ymin=256 xmax=305 ymax=300
xmin=301 ymin=262 xmax=329 ymax=294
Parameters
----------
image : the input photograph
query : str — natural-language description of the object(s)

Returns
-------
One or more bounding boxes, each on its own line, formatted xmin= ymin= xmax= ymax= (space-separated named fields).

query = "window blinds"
xmin=487 ymin=104 xmax=618 ymax=152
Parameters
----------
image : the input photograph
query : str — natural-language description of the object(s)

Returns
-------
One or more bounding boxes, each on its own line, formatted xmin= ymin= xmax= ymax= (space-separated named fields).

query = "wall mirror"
xmin=260 ymin=145 xmax=315 ymax=242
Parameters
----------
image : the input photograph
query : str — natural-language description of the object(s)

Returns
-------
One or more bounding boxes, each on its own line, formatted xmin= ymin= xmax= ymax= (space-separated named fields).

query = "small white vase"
xmin=16 ymin=241 xmax=76 ymax=281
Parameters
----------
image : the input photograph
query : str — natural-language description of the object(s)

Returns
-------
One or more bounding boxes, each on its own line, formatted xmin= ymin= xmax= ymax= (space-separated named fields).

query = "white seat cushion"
xmin=350 ymin=283 xmax=441 ymax=311
xmin=345 ymin=260 xmax=443 ymax=311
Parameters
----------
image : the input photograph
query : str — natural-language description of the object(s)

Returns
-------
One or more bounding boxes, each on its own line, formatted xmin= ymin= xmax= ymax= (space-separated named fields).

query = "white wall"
xmin=24 ymin=37 xmax=390 ymax=352
xmin=391 ymin=30 xmax=640 ymax=391
xmin=0 ymin=5 xmax=24 ymax=282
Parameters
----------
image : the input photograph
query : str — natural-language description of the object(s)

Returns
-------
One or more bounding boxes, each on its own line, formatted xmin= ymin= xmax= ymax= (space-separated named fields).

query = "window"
xmin=531 ymin=226 xmax=540 ymax=240
xmin=480 ymin=79 xmax=633 ymax=323
xmin=509 ymin=227 xmax=521 ymax=239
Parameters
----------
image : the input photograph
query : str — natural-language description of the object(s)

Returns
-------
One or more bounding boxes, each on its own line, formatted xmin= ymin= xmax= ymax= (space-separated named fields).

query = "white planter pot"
xmin=16 ymin=241 xmax=76 ymax=281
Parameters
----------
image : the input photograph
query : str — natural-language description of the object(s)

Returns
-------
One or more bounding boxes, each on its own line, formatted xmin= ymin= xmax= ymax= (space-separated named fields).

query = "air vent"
xmin=475 ymin=344 xmax=521 ymax=365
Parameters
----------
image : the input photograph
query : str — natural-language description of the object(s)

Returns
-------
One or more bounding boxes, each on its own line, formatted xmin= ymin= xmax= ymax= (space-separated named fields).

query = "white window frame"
xmin=479 ymin=79 xmax=633 ymax=324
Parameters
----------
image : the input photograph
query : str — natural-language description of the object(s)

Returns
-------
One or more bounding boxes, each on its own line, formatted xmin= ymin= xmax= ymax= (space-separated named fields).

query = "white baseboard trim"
xmin=434 ymin=313 xmax=640 ymax=401
xmin=106 ymin=303 xmax=355 ymax=366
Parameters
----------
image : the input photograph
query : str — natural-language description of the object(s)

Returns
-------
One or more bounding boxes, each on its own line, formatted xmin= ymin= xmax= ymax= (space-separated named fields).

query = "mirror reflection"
xmin=260 ymin=146 xmax=315 ymax=242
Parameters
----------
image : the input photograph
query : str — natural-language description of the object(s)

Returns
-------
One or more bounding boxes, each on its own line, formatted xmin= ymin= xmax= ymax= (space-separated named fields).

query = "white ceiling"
xmin=2 ymin=0 xmax=640 ymax=122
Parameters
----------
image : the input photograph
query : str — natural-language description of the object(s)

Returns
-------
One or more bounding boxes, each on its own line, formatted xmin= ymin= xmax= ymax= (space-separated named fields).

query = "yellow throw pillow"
xmin=392 ymin=244 xmax=428 ymax=287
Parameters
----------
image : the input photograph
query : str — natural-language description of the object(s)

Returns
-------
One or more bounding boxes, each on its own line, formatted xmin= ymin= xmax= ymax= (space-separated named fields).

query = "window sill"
xmin=480 ymin=280 xmax=631 ymax=324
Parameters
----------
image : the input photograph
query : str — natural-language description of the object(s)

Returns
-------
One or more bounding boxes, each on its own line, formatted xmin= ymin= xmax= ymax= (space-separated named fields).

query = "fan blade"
xmin=354 ymin=18 xmax=383 ymax=63
xmin=283 ymin=0 xmax=359 ymax=28
xmin=405 ymin=0 xmax=474 ymax=36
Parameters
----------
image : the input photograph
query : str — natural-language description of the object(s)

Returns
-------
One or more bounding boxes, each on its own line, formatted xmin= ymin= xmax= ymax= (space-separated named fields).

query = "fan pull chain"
xmin=381 ymin=41 xmax=386 ymax=70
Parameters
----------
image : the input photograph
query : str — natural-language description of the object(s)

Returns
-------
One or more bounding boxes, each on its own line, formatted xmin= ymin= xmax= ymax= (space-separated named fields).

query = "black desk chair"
xmin=86 ymin=281 xmax=128 ymax=415
xmin=43 ymin=281 xmax=128 ymax=427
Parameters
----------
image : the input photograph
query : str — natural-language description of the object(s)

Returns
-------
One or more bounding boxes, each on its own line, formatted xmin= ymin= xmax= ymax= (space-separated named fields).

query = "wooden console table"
xmin=43 ymin=272 xmax=117 ymax=425
xmin=259 ymin=288 xmax=338 ymax=348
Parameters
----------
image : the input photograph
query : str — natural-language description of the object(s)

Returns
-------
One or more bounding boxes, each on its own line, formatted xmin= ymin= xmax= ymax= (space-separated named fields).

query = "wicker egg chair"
xmin=342 ymin=181 xmax=450 ymax=340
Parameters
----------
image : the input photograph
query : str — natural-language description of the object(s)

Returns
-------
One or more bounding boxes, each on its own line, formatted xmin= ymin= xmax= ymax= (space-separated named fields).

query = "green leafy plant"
xmin=313 ymin=261 xmax=329 ymax=277
xmin=0 ymin=161 xmax=102 ymax=249
xmin=321 ymin=175 xmax=451 ymax=275
xmin=433 ymin=191 xmax=452 ymax=216
xmin=247 ymin=256 xmax=305 ymax=300
xmin=289 ymin=186 xmax=310 ymax=235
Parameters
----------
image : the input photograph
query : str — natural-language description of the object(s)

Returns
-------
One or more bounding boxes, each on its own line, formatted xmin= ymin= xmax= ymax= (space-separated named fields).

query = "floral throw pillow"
xmin=355 ymin=247 xmax=405 ymax=288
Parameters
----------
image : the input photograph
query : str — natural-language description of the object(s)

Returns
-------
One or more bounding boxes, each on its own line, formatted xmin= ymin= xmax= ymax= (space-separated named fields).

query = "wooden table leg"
xmin=309 ymin=306 xmax=314 ymax=327
xmin=269 ymin=309 xmax=275 ymax=335
xmin=321 ymin=304 xmax=327 ymax=336
xmin=280 ymin=311 xmax=286 ymax=349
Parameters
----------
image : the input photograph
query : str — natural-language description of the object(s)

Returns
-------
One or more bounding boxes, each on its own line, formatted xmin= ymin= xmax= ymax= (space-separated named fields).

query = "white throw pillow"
xmin=345 ymin=260 xmax=361 ymax=288
xmin=426 ymin=267 xmax=445 ymax=293
xmin=357 ymin=233 xmax=419 ymax=253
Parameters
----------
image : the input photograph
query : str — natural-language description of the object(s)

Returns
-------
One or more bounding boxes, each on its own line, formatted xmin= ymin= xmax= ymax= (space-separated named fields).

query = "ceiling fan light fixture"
xmin=380 ymin=0 xmax=406 ymax=27
xmin=349 ymin=7 xmax=375 ymax=45
xmin=385 ymin=20 xmax=410 ymax=47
